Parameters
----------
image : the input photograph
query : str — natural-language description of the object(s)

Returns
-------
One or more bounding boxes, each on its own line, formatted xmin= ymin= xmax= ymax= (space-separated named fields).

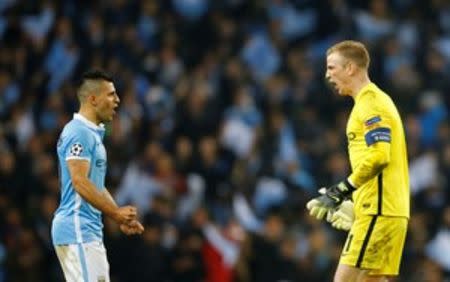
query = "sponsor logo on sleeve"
xmin=364 ymin=116 xmax=381 ymax=127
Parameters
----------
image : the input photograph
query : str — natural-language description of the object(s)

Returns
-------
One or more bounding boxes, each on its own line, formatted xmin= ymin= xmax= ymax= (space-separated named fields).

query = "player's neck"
xmin=78 ymin=107 xmax=101 ymax=125
xmin=349 ymin=75 xmax=371 ymax=100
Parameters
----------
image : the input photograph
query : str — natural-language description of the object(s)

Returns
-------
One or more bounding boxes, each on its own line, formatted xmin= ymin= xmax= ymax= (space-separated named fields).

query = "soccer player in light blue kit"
xmin=52 ymin=70 xmax=144 ymax=282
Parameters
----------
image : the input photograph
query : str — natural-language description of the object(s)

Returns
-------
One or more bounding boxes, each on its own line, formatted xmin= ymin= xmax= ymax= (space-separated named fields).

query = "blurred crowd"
xmin=1 ymin=0 xmax=450 ymax=281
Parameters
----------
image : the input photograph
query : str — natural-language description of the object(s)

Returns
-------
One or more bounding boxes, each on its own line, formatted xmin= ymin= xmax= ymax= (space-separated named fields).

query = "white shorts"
xmin=54 ymin=241 xmax=110 ymax=282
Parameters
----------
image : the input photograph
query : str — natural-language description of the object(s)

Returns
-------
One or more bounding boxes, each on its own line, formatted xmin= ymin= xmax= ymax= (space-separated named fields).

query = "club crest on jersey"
xmin=69 ymin=143 xmax=83 ymax=156
xmin=364 ymin=116 xmax=381 ymax=127
xmin=347 ymin=132 xmax=356 ymax=141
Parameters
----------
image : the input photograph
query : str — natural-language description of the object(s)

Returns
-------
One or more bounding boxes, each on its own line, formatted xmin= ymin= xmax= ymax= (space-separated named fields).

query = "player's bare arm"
xmin=67 ymin=158 xmax=137 ymax=224
xmin=102 ymin=188 xmax=144 ymax=235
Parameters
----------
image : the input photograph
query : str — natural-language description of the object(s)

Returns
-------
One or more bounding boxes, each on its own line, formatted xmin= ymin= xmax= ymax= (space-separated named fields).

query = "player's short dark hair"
xmin=80 ymin=69 xmax=113 ymax=85
xmin=77 ymin=69 xmax=114 ymax=101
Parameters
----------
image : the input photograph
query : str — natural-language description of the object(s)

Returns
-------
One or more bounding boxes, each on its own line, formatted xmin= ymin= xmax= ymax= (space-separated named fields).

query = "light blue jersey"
xmin=52 ymin=113 xmax=107 ymax=245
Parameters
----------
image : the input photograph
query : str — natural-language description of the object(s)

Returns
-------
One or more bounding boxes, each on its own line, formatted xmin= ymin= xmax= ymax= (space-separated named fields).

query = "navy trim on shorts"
xmin=378 ymin=173 xmax=383 ymax=215
xmin=356 ymin=216 xmax=378 ymax=268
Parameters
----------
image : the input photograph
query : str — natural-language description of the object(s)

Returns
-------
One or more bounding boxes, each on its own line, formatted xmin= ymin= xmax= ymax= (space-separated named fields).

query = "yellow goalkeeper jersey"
xmin=346 ymin=83 xmax=410 ymax=218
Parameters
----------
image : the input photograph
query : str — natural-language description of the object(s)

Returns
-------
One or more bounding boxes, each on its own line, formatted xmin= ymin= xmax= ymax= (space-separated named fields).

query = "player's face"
xmin=325 ymin=52 xmax=352 ymax=96
xmin=94 ymin=81 xmax=120 ymax=122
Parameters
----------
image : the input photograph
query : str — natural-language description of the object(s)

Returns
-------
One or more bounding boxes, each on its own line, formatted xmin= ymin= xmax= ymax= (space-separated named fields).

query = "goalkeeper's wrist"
xmin=326 ymin=179 xmax=356 ymax=203
xmin=343 ymin=178 xmax=356 ymax=193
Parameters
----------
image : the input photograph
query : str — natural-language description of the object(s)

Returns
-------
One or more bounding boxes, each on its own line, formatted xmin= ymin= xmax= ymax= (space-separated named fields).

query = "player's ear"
xmin=87 ymin=94 xmax=98 ymax=106
xmin=346 ymin=61 xmax=357 ymax=75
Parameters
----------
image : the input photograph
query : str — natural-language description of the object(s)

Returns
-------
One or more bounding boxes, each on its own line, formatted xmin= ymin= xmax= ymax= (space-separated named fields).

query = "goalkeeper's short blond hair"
xmin=327 ymin=40 xmax=370 ymax=70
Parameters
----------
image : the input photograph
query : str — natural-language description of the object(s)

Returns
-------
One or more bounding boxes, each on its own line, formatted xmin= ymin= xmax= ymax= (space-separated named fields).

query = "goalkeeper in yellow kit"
xmin=306 ymin=40 xmax=410 ymax=282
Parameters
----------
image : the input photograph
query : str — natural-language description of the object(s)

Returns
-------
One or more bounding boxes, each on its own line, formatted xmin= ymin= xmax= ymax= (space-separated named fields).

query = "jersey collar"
xmin=355 ymin=82 xmax=375 ymax=103
xmin=73 ymin=113 xmax=105 ymax=131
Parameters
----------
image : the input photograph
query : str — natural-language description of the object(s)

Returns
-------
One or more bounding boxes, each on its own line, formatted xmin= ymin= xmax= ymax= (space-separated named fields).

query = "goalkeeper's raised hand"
xmin=306 ymin=179 xmax=355 ymax=220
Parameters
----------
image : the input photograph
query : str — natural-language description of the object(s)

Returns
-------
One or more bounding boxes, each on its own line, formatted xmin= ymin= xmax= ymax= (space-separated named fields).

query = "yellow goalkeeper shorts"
xmin=339 ymin=214 xmax=408 ymax=275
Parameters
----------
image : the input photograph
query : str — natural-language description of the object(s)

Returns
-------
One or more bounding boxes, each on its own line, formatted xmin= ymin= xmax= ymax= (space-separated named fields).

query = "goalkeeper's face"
xmin=325 ymin=52 xmax=352 ymax=96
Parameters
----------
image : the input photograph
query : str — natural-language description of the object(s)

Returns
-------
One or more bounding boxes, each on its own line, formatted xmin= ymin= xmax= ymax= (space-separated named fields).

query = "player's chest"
xmin=346 ymin=110 xmax=365 ymax=148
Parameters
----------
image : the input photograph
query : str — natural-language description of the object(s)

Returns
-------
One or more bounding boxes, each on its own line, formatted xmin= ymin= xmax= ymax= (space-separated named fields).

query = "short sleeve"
xmin=64 ymin=127 xmax=95 ymax=161
xmin=358 ymin=92 xmax=392 ymax=147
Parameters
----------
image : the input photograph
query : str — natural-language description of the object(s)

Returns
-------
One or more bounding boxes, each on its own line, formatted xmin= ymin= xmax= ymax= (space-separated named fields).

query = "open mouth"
xmin=112 ymin=105 xmax=118 ymax=114
xmin=325 ymin=79 xmax=338 ymax=93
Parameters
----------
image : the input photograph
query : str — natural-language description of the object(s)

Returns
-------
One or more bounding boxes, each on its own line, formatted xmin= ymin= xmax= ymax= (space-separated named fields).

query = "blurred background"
xmin=0 ymin=0 xmax=450 ymax=281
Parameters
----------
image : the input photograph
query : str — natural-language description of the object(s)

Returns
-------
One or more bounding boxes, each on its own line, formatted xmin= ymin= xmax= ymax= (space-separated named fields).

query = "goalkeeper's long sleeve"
xmin=348 ymin=141 xmax=390 ymax=188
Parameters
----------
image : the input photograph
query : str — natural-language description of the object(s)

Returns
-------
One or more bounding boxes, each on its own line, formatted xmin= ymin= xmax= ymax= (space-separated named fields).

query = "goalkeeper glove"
xmin=306 ymin=179 xmax=355 ymax=220
xmin=326 ymin=200 xmax=354 ymax=231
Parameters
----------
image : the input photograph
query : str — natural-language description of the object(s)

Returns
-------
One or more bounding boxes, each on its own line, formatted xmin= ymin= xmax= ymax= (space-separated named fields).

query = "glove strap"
xmin=340 ymin=179 xmax=356 ymax=195
xmin=327 ymin=179 xmax=356 ymax=204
